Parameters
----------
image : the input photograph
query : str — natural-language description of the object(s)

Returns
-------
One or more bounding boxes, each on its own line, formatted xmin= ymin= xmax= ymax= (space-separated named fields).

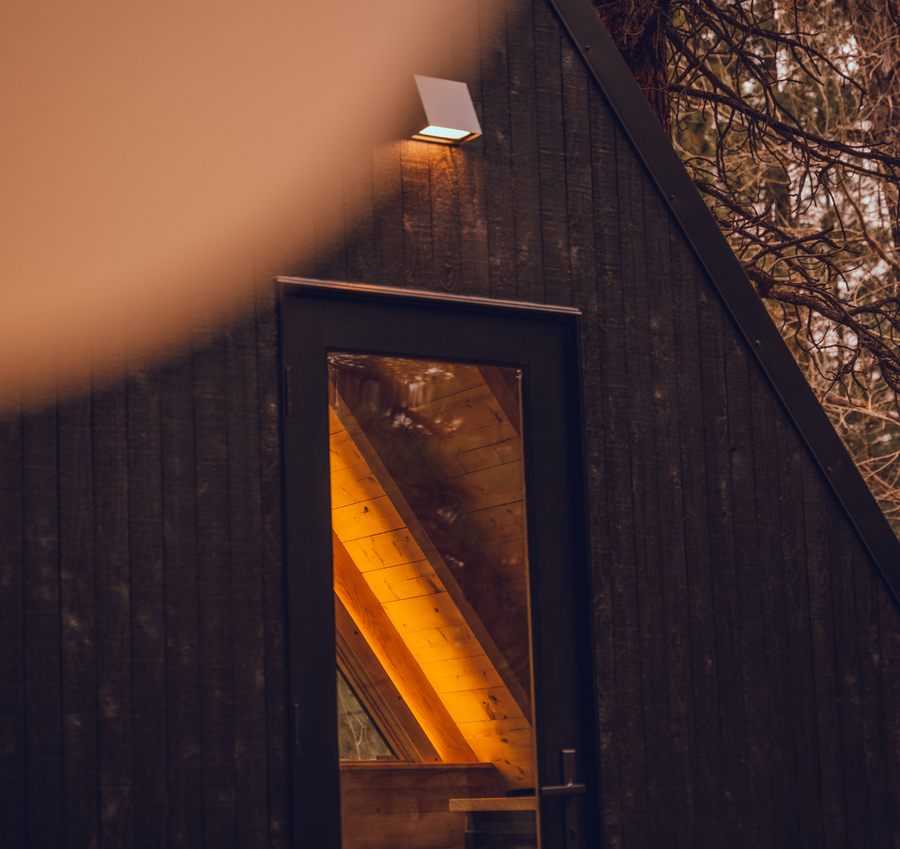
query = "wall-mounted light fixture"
xmin=409 ymin=75 xmax=482 ymax=144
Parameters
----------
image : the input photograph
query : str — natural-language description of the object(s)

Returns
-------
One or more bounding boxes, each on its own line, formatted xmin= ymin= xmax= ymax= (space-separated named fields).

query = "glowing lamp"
xmin=410 ymin=75 xmax=482 ymax=144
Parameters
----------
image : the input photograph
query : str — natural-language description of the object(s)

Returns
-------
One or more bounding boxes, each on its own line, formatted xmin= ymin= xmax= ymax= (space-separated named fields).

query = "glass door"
xmin=280 ymin=280 xmax=595 ymax=849
xmin=328 ymin=354 xmax=538 ymax=849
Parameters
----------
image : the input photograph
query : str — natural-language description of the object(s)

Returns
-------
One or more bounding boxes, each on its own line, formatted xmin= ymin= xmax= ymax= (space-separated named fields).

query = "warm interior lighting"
xmin=416 ymin=125 xmax=471 ymax=141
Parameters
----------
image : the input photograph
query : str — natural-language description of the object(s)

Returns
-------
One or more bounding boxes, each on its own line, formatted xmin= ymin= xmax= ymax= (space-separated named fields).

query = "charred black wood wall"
xmin=0 ymin=289 xmax=290 ymax=848
xmin=3 ymin=0 xmax=900 ymax=847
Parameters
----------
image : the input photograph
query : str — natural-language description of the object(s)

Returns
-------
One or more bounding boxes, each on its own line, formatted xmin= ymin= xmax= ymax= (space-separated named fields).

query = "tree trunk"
xmin=591 ymin=0 xmax=673 ymax=136
xmin=843 ymin=0 xmax=900 ymax=249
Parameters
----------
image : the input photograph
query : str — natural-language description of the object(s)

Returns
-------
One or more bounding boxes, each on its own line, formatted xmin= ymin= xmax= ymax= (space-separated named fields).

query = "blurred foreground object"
xmin=0 ymin=0 xmax=488 ymax=411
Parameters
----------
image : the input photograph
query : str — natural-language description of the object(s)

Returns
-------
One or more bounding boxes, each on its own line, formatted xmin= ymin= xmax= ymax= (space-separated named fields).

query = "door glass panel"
xmin=328 ymin=354 xmax=539 ymax=849
xmin=337 ymin=668 xmax=396 ymax=761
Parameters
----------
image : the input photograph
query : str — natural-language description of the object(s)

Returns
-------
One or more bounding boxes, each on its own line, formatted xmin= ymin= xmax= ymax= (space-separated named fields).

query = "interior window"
xmin=328 ymin=354 xmax=539 ymax=849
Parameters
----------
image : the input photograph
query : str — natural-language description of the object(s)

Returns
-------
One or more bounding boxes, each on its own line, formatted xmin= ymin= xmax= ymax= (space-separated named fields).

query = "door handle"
xmin=541 ymin=749 xmax=583 ymax=849
xmin=540 ymin=748 xmax=585 ymax=795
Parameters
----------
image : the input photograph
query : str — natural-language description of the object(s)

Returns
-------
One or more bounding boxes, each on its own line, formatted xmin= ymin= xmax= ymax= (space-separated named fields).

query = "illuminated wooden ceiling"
xmin=329 ymin=361 xmax=535 ymax=790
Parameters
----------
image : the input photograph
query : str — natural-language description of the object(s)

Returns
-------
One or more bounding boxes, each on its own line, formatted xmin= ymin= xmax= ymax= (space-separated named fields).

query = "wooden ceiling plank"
xmin=476 ymin=366 xmax=522 ymax=437
xmin=410 ymin=385 xmax=508 ymax=437
xmin=329 ymin=429 xmax=366 ymax=471
xmin=332 ymin=531 xmax=477 ymax=764
xmin=343 ymin=529 xmax=425 ymax=572
xmin=438 ymin=687 xmax=525 ymax=725
xmin=330 ymin=461 xmax=386 ymax=510
xmin=419 ymin=655 xmax=506 ymax=694
xmin=381 ymin=593 xmax=468 ymax=634
xmin=440 ymin=460 xmax=525 ymax=514
xmin=460 ymin=503 xmax=525 ymax=546
xmin=363 ymin=560 xmax=447 ymax=604
xmin=332 ymin=494 xmax=406 ymax=541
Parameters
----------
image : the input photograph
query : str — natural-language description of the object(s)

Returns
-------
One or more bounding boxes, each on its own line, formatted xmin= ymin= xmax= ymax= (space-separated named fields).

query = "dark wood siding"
xmin=2 ymin=0 xmax=900 ymax=846
xmin=1 ymin=278 xmax=289 ymax=848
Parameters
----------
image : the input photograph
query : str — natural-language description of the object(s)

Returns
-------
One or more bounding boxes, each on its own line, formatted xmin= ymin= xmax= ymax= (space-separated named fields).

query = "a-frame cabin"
xmin=3 ymin=1 xmax=900 ymax=847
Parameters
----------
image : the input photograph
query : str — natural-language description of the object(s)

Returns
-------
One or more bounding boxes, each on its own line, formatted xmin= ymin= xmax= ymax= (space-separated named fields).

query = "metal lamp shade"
xmin=410 ymin=75 xmax=482 ymax=144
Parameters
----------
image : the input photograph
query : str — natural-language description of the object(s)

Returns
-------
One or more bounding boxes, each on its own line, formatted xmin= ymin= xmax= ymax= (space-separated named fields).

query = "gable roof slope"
xmin=548 ymin=0 xmax=900 ymax=603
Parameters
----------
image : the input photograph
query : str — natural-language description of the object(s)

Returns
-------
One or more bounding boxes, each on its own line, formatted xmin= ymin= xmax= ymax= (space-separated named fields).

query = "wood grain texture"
xmin=479 ymin=0 xmax=517 ymax=300
xmin=193 ymin=325 xmax=237 ymax=849
xmin=669 ymin=227 xmax=727 ymax=848
xmin=449 ymin=796 xmax=536 ymax=811
xmin=533 ymin=0 xmax=571 ymax=306
xmin=160 ymin=356 xmax=204 ymax=849
xmin=341 ymin=763 xmax=500 ymax=849
xmin=58 ymin=377 xmax=99 ymax=849
xmin=127 ymin=366 xmax=169 ymax=849
xmin=93 ymin=376 xmax=134 ymax=849
xmin=507 ymin=0 xmax=544 ymax=303
xmin=253 ymin=258 xmax=291 ymax=849
xmin=22 ymin=396 xmax=64 ymax=847
xmin=585 ymin=75 xmax=624 ymax=849
xmin=0 ymin=399 xmax=25 ymax=846
xmin=225 ymin=314 xmax=269 ymax=849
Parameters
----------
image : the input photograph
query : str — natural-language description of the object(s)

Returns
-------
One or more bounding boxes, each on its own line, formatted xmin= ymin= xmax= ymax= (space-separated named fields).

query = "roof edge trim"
xmin=547 ymin=0 xmax=900 ymax=601
xmin=278 ymin=276 xmax=582 ymax=316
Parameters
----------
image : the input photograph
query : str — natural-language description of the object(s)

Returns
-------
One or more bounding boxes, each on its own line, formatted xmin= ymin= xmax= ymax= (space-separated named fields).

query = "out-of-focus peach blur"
xmin=0 ymin=0 xmax=490 ymax=412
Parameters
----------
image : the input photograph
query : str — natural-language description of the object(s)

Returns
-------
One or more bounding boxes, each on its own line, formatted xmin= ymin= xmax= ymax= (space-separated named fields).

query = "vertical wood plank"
xmin=161 ymin=357 xmax=203 ymax=849
xmin=22 ymin=393 xmax=63 ymax=847
xmin=254 ymin=255 xmax=290 ymax=848
xmin=648 ymin=195 xmax=699 ymax=849
xmin=451 ymin=0 xmax=490 ymax=298
xmin=802 ymin=461 xmax=847 ymax=849
xmin=58 ymin=375 xmax=99 ymax=849
xmin=93 ymin=373 xmax=133 ymax=848
xmin=374 ymin=140 xmax=406 ymax=291
xmin=828 ymin=512 xmax=867 ymax=846
xmin=668 ymin=231 xmax=727 ymax=848
xmin=225 ymin=314 xmax=269 ymax=849
xmin=587 ymin=81 xmax=624 ymax=849
xmin=696 ymin=259 xmax=748 ymax=842
xmin=533 ymin=0 xmax=571 ymax=305
xmin=877 ymin=559 xmax=900 ymax=845
xmin=127 ymin=365 xmax=168 ymax=849
xmin=597 ymin=120 xmax=649 ymax=849
xmin=749 ymin=368 xmax=807 ymax=847
xmin=722 ymin=324 xmax=773 ymax=847
xmin=0 ymin=401 xmax=26 ymax=846
xmin=560 ymin=33 xmax=595 ymax=311
xmin=343 ymin=137 xmax=378 ymax=287
xmin=853 ymin=542 xmax=889 ymax=848
xmin=430 ymin=145 xmax=464 ymax=294
xmin=771 ymin=406 xmax=822 ymax=846
xmin=619 ymin=166 xmax=666 ymax=849
xmin=506 ymin=0 xmax=543 ymax=304
xmin=401 ymin=139 xmax=434 ymax=290
xmin=479 ymin=0 xmax=517 ymax=300
xmin=192 ymin=327 xmax=237 ymax=849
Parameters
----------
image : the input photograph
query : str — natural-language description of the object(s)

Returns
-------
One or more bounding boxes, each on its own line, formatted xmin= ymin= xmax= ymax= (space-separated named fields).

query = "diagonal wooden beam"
xmin=335 ymin=594 xmax=441 ymax=764
xmin=476 ymin=366 xmax=521 ymax=437
xmin=331 ymin=385 xmax=533 ymax=721
xmin=332 ymin=531 xmax=477 ymax=764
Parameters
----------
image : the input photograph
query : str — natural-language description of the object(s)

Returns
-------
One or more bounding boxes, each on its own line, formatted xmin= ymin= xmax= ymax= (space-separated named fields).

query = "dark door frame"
xmin=278 ymin=277 xmax=599 ymax=849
